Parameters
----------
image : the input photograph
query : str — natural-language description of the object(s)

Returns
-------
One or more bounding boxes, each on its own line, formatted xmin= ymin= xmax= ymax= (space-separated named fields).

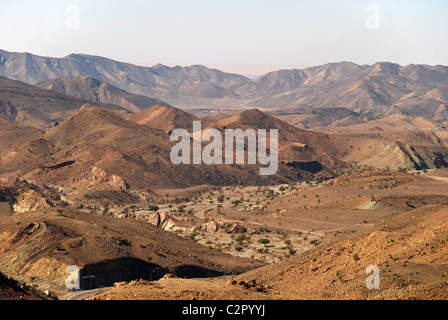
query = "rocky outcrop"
xmin=0 ymin=179 xmax=52 ymax=214
xmin=192 ymin=221 xmax=219 ymax=233
xmin=74 ymin=166 xmax=129 ymax=190
xmin=12 ymin=189 xmax=50 ymax=213
xmin=226 ymin=223 xmax=247 ymax=234
xmin=145 ymin=212 xmax=178 ymax=231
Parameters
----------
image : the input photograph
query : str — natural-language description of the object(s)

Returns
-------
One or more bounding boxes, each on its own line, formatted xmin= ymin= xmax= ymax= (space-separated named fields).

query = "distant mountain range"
xmin=2 ymin=49 xmax=448 ymax=120
xmin=0 ymin=49 xmax=248 ymax=100
xmin=36 ymin=75 xmax=170 ymax=112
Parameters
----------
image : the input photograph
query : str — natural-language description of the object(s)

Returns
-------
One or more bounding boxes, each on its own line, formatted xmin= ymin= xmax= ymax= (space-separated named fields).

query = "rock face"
xmin=74 ymin=166 xmax=129 ymax=190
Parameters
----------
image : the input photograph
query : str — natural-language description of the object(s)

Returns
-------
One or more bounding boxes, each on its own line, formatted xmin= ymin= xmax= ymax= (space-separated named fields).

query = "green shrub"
xmin=188 ymin=232 xmax=197 ymax=240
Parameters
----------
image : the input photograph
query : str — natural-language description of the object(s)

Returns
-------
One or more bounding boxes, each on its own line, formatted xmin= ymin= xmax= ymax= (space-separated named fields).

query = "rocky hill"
xmin=1 ymin=105 xmax=343 ymax=191
xmin=124 ymin=104 xmax=199 ymax=132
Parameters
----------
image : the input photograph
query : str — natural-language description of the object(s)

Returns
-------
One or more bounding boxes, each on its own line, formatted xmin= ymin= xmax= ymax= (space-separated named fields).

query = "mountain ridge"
xmin=3 ymin=49 xmax=448 ymax=118
xmin=0 ymin=76 xmax=128 ymax=130
xmin=35 ymin=75 xmax=170 ymax=112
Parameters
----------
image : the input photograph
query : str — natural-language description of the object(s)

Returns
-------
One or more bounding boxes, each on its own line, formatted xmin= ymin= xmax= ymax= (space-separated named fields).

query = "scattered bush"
xmin=235 ymin=235 xmax=248 ymax=244
xmin=188 ymin=232 xmax=197 ymax=240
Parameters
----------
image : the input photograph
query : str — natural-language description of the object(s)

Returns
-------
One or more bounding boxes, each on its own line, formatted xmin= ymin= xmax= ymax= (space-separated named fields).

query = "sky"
xmin=1 ymin=0 xmax=447 ymax=75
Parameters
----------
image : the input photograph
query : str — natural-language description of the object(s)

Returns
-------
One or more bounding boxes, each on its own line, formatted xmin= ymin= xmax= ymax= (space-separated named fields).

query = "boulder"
xmin=194 ymin=221 xmax=219 ymax=233
xmin=229 ymin=224 xmax=247 ymax=234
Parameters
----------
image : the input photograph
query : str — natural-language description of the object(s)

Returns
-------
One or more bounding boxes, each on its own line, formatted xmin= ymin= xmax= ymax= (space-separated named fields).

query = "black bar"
xmin=1 ymin=300 xmax=447 ymax=319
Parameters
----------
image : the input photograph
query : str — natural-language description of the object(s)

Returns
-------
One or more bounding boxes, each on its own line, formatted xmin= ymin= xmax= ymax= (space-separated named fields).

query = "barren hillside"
xmin=124 ymin=104 xmax=199 ymax=132
xmin=0 ymin=271 xmax=53 ymax=300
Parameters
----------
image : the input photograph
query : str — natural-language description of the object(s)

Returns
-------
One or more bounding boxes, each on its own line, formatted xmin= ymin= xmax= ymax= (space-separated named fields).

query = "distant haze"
xmin=1 ymin=0 xmax=447 ymax=74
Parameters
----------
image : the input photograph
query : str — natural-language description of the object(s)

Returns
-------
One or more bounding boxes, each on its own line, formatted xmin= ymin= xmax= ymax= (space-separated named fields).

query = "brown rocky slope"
xmin=0 ymin=206 xmax=262 ymax=293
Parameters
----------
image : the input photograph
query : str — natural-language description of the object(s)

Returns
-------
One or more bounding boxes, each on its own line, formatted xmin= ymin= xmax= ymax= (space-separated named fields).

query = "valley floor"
xmin=86 ymin=169 xmax=448 ymax=300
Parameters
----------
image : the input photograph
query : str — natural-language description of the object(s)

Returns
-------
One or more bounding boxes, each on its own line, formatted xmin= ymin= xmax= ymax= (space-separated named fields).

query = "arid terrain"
xmin=0 ymin=50 xmax=448 ymax=300
xmin=91 ymin=170 xmax=448 ymax=300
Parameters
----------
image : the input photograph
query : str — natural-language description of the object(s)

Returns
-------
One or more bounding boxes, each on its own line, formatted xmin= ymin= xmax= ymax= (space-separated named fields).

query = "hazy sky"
xmin=1 ymin=0 xmax=447 ymax=74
